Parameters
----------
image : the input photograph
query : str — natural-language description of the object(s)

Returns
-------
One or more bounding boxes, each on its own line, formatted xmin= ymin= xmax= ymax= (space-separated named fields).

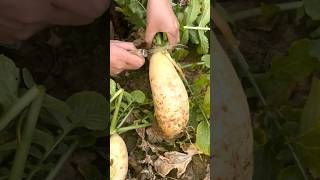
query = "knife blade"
xmin=129 ymin=44 xmax=188 ymax=58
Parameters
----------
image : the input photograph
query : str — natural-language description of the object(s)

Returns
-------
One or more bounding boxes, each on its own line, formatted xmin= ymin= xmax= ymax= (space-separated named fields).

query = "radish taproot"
xmin=110 ymin=133 xmax=128 ymax=180
xmin=149 ymin=49 xmax=189 ymax=140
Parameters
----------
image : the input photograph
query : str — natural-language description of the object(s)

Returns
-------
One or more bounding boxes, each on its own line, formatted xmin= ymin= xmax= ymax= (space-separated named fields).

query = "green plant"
xmin=0 ymin=55 xmax=108 ymax=179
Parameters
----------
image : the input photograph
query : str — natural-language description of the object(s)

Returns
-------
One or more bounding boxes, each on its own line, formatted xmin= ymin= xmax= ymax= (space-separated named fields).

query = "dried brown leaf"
xmin=154 ymin=151 xmax=193 ymax=178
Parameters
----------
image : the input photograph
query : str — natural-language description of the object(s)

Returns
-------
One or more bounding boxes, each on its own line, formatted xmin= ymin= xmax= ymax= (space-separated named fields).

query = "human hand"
xmin=145 ymin=0 xmax=180 ymax=48
xmin=0 ymin=0 xmax=108 ymax=44
xmin=110 ymin=40 xmax=145 ymax=76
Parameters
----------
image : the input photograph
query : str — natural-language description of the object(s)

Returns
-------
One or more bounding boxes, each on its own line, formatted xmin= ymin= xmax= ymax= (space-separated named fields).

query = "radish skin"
xmin=110 ymin=133 xmax=128 ymax=180
xmin=149 ymin=50 xmax=189 ymax=140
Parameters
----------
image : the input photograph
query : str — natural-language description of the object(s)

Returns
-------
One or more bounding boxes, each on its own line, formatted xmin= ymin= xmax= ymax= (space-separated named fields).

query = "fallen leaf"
xmin=154 ymin=151 xmax=192 ymax=178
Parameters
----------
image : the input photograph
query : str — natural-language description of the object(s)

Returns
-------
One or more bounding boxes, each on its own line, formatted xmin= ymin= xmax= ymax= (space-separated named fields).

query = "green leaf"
xmin=22 ymin=68 xmax=35 ymax=88
xmin=66 ymin=91 xmax=108 ymax=131
xmin=196 ymin=0 xmax=210 ymax=54
xmin=201 ymin=54 xmax=210 ymax=68
xmin=181 ymin=0 xmax=201 ymax=44
xmin=271 ymin=39 xmax=319 ymax=82
xmin=296 ymin=92 xmax=320 ymax=180
xmin=202 ymin=87 xmax=210 ymax=118
xmin=42 ymin=95 xmax=71 ymax=130
xmin=0 ymin=55 xmax=20 ymax=112
xmin=309 ymin=39 xmax=320 ymax=61
xmin=277 ymin=166 xmax=304 ymax=180
xmin=303 ymin=0 xmax=320 ymax=20
xmin=300 ymin=77 xmax=320 ymax=133
xmin=197 ymin=32 xmax=209 ymax=55
xmin=130 ymin=90 xmax=145 ymax=104
xmin=32 ymin=129 xmax=54 ymax=152
xmin=195 ymin=121 xmax=210 ymax=155
xmin=295 ymin=124 xmax=320 ymax=178
xmin=310 ymin=26 xmax=320 ymax=38
xmin=189 ymin=30 xmax=200 ymax=44
xmin=172 ymin=48 xmax=189 ymax=61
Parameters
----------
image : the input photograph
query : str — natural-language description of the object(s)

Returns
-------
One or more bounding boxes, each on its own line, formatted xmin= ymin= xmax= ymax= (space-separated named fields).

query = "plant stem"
xmin=26 ymin=126 xmax=73 ymax=180
xmin=181 ymin=62 xmax=205 ymax=69
xmin=232 ymin=1 xmax=303 ymax=21
xmin=110 ymin=89 xmax=124 ymax=103
xmin=110 ymin=90 xmax=124 ymax=134
xmin=45 ymin=141 xmax=78 ymax=180
xmin=9 ymin=86 xmax=45 ymax=180
xmin=0 ymin=86 xmax=40 ymax=132
xmin=117 ymin=123 xmax=151 ymax=134
xmin=183 ymin=26 xmax=211 ymax=31
xmin=117 ymin=106 xmax=134 ymax=128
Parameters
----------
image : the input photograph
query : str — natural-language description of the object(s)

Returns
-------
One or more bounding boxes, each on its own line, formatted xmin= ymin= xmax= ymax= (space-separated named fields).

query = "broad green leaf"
xmin=189 ymin=30 xmax=199 ymax=44
xmin=303 ymin=0 xmax=320 ymax=20
xmin=300 ymin=77 xmax=320 ymax=133
xmin=297 ymin=80 xmax=320 ymax=179
xmin=130 ymin=90 xmax=145 ymax=104
xmin=201 ymin=54 xmax=210 ymax=68
xmin=310 ymin=39 xmax=320 ymax=61
xmin=181 ymin=0 xmax=201 ymax=44
xmin=202 ymin=87 xmax=210 ymax=118
xmin=197 ymin=32 xmax=209 ymax=54
xmin=296 ymin=128 xmax=320 ymax=178
xmin=310 ymin=26 xmax=320 ymax=38
xmin=277 ymin=166 xmax=304 ymax=180
xmin=42 ymin=95 xmax=71 ymax=130
xmin=0 ymin=55 xmax=20 ymax=112
xmin=195 ymin=121 xmax=210 ymax=155
xmin=32 ymin=129 xmax=54 ymax=152
xmin=22 ymin=68 xmax=35 ymax=88
xmin=192 ymin=74 xmax=210 ymax=95
xmin=271 ymin=39 xmax=319 ymax=82
xmin=197 ymin=0 xmax=210 ymax=27
xmin=196 ymin=0 xmax=210 ymax=54
xmin=66 ymin=91 xmax=108 ymax=130
xmin=276 ymin=148 xmax=293 ymax=163
xmin=172 ymin=48 xmax=189 ymax=61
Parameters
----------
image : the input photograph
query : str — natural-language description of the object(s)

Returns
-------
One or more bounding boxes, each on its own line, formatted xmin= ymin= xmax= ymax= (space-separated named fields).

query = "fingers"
xmin=112 ymin=41 xmax=137 ymax=51
xmin=51 ymin=0 xmax=108 ymax=19
xmin=110 ymin=42 xmax=145 ymax=76
xmin=167 ymin=29 xmax=180 ymax=46
xmin=145 ymin=26 xmax=156 ymax=48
